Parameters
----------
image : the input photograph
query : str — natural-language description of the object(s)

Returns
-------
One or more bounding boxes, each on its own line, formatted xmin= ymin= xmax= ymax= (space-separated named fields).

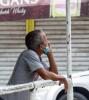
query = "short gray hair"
xmin=25 ymin=30 xmax=43 ymax=50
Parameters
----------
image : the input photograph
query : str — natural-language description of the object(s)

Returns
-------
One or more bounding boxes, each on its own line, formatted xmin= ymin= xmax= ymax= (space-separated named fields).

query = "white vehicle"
xmin=30 ymin=71 xmax=89 ymax=100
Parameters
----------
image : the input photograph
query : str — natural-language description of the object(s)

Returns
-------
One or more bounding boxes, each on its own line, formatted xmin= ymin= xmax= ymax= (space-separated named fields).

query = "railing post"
xmin=66 ymin=0 xmax=74 ymax=100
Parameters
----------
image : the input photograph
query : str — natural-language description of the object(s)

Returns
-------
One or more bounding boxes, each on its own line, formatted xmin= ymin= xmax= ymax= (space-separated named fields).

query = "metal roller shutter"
xmin=35 ymin=17 xmax=89 ymax=74
xmin=0 ymin=17 xmax=89 ymax=85
xmin=0 ymin=21 xmax=26 ymax=85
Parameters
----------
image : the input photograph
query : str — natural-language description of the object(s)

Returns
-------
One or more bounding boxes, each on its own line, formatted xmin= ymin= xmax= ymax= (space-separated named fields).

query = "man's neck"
xmin=35 ymin=49 xmax=42 ymax=57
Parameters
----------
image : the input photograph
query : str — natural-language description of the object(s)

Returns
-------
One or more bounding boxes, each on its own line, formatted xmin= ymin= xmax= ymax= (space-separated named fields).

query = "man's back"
xmin=8 ymin=49 xmax=48 ymax=85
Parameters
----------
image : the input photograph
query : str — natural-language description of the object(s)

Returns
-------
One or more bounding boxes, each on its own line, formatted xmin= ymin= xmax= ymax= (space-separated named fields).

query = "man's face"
xmin=38 ymin=31 xmax=50 ymax=53
xmin=40 ymin=31 xmax=48 ymax=47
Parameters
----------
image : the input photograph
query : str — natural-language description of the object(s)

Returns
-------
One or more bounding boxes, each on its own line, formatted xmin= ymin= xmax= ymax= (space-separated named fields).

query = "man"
xmin=3 ymin=30 xmax=68 ymax=100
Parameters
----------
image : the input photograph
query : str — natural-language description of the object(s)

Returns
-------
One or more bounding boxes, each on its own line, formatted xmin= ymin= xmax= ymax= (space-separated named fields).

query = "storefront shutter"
xmin=0 ymin=21 xmax=26 ymax=85
xmin=0 ymin=17 xmax=89 ymax=85
xmin=35 ymin=17 xmax=89 ymax=74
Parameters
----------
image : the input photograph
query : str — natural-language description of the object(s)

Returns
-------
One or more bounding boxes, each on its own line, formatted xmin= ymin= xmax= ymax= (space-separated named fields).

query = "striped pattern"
xmin=35 ymin=17 xmax=89 ymax=74
xmin=0 ymin=17 xmax=89 ymax=85
xmin=0 ymin=21 xmax=26 ymax=85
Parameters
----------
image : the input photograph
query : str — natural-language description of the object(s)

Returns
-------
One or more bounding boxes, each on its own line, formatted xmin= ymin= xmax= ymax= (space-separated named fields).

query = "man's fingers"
xmin=64 ymin=80 xmax=68 ymax=92
xmin=59 ymin=81 xmax=62 ymax=85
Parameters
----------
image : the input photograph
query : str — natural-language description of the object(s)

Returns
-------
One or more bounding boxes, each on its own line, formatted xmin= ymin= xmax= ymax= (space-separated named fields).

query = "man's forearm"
xmin=47 ymin=52 xmax=58 ymax=74
xmin=47 ymin=71 xmax=68 ymax=92
xmin=37 ymin=68 xmax=68 ymax=91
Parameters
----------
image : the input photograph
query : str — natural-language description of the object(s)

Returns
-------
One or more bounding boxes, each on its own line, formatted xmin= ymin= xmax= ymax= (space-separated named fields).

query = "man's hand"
xmin=58 ymin=76 xmax=68 ymax=92
xmin=37 ymin=68 xmax=68 ymax=92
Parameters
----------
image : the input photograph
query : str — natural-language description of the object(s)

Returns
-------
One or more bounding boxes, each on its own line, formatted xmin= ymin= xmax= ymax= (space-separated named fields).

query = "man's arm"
xmin=47 ymin=51 xmax=58 ymax=74
xmin=36 ymin=68 xmax=68 ymax=92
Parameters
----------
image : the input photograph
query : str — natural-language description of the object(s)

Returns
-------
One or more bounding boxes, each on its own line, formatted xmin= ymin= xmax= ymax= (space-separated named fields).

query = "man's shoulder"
xmin=21 ymin=49 xmax=39 ymax=59
xmin=22 ymin=49 xmax=36 ymax=55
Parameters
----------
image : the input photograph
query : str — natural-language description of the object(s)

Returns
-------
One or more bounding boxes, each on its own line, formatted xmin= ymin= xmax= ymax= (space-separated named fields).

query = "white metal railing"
xmin=0 ymin=80 xmax=58 ymax=95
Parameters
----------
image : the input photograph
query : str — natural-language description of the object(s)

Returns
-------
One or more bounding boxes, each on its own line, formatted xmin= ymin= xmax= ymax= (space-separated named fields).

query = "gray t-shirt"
xmin=1 ymin=50 xmax=49 ymax=100
xmin=8 ymin=49 xmax=49 ymax=85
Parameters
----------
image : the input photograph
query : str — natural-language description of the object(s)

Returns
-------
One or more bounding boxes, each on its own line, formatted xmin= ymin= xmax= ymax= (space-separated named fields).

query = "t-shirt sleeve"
xmin=23 ymin=51 xmax=44 ymax=72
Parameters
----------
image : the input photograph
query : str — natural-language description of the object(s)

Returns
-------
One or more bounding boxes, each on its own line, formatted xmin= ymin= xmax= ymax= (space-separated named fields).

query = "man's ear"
xmin=39 ymin=44 xmax=44 ymax=50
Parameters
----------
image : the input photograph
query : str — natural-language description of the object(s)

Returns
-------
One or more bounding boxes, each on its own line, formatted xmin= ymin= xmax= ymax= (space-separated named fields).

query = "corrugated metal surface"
xmin=0 ymin=17 xmax=89 ymax=85
xmin=35 ymin=17 xmax=89 ymax=74
xmin=0 ymin=21 xmax=26 ymax=85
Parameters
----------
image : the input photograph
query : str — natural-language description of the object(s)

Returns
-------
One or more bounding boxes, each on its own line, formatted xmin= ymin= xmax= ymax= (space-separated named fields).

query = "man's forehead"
xmin=40 ymin=31 xmax=46 ymax=35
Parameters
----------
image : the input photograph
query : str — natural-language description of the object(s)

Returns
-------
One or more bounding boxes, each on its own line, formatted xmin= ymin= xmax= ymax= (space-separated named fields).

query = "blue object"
xmin=43 ymin=47 xmax=51 ymax=55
